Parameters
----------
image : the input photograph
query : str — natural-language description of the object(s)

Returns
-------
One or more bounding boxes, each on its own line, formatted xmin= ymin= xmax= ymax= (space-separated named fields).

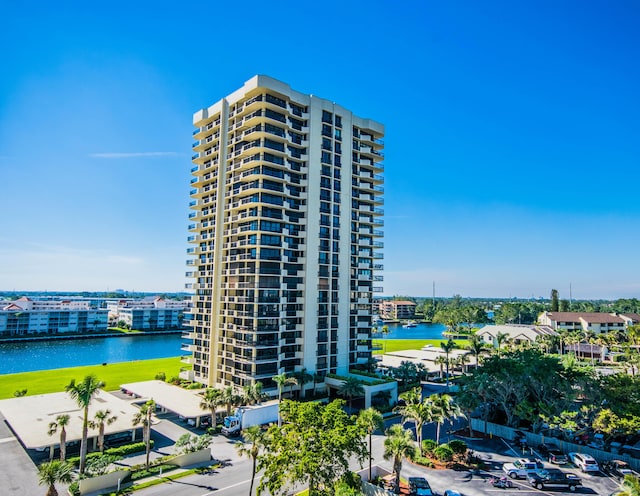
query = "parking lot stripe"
xmin=0 ymin=437 xmax=16 ymax=444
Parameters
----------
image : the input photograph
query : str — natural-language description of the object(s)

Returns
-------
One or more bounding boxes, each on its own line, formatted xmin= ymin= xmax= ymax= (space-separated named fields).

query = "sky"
xmin=1 ymin=1 xmax=639 ymax=299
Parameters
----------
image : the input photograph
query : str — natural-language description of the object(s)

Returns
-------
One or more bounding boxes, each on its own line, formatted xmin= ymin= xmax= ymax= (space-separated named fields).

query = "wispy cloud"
xmin=88 ymin=152 xmax=180 ymax=159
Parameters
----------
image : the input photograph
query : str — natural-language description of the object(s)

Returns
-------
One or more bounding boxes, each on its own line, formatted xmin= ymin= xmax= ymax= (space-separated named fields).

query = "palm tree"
xmin=293 ymin=368 xmax=313 ymax=399
xmin=221 ymin=386 xmax=241 ymax=416
xmin=440 ymin=339 xmax=457 ymax=389
xmin=434 ymin=355 xmax=446 ymax=380
xmin=272 ymin=373 xmax=297 ymax=426
xmin=89 ymin=409 xmax=118 ymax=453
xmin=338 ymin=376 xmax=365 ymax=412
xmin=200 ymin=388 xmax=223 ymax=426
xmin=234 ymin=425 xmax=266 ymax=495
xmin=47 ymin=414 xmax=70 ymax=462
xmin=242 ymin=382 xmax=266 ymax=405
xmin=495 ymin=332 xmax=510 ymax=356
xmin=312 ymin=372 xmax=324 ymax=397
xmin=132 ymin=399 xmax=156 ymax=467
xmin=617 ymin=474 xmax=640 ymax=496
xmin=65 ymin=375 xmax=105 ymax=474
xmin=428 ymin=393 xmax=462 ymax=444
xmin=358 ymin=407 xmax=384 ymax=482
xmin=37 ymin=460 xmax=73 ymax=496
xmin=381 ymin=325 xmax=390 ymax=353
xmin=394 ymin=387 xmax=426 ymax=446
xmin=383 ymin=424 xmax=417 ymax=494
xmin=466 ymin=333 xmax=488 ymax=368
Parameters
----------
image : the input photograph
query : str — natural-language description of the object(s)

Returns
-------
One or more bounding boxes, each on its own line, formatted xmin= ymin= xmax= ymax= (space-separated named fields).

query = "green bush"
xmin=207 ymin=426 xmax=222 ymax=435
xmin=448 ymin=439 xmax=467 ymax=455
xmin=412 ymin=455 xmax=435 ymax=467
xmin=130 ymin=464 xmax=178 ymax=481
xmin=433 ymin=444 xmax=454 ymax=462
xmin=421 ymin=439 xmax=437 ymax=455
xmin=155 ymin=372 xmax=166 ymax=381
xmin=105 ymin=440 xmax=153 ymax=457
xmin=68 ymin=481 xmax=80 ymax=496
xmin=186 ymin=382 xmax=203 ymax=389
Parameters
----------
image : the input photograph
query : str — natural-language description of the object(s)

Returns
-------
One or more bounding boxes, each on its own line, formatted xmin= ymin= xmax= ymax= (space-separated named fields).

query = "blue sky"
xmin=1 ymin=1 xmax=638 ymax=299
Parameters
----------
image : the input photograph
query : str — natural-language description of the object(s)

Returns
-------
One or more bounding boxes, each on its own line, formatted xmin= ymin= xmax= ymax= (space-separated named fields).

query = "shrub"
xmin=207 ymin=426 xmax=221 ymax=435
xmin=421 ymin=439 xmax=437 ymax=455
xmin=155 ymin=372 xmax=166 ymax=381
xmin=105 ymin=440 xmax=153 ymax=457
xmin=68 ymin=481 xmax=80 ymax=496
xmin=433 ymin=444 xmax=454 ymax=462
xmin=186 ymin=382 xmax=203 ymax=389
xmin=130 ymin=464 xmax=178 ymax=481
xmin=448 ymin=439 xmax=467 ymax=455
xmin=412 ymin=455 xmax=435 ymax=467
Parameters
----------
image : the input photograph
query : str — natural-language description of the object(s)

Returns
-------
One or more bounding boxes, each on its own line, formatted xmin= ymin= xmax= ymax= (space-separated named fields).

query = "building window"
xmin=322 ymin=110 xmax=333 ymax=124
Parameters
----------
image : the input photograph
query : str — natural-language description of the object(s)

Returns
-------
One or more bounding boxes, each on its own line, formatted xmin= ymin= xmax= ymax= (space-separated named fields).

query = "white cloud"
xmin=88 ymin=152 xmax=180 ymax=158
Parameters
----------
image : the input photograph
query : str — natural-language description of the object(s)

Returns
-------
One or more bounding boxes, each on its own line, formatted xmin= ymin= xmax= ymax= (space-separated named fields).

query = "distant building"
xmin=107 ymin=297 xmax=189 ymax=330
xmin=0 ymin=297 xmax=108 ymax=337
xmin=538 ymin=312 xmax=629 ymax=334
xmin=380 ymin=300 xmax=416 ymax=320
xmin=476 ymin=324 xmax=557 ymax=347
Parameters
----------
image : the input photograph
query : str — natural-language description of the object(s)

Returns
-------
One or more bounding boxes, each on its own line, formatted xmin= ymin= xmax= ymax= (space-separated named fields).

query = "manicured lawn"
xmin=373 ymin=338 xmax=469 ymax=354
xmin=0 ymin=356 xmax=184 ymax=399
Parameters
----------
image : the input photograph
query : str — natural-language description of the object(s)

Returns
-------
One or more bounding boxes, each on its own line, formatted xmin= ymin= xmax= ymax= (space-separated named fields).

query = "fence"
xmin=470 ymin=418 xmax=640 ymax=472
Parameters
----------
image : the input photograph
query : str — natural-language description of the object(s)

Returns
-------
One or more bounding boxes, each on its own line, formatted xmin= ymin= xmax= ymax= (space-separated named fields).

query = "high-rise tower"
xmin=183 ymin=76 xmax=384 ymax=395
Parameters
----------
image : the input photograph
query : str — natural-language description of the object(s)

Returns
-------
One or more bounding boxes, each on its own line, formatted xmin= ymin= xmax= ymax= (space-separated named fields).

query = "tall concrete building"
xmin=183 ymin=76 xmax=384 ymax=395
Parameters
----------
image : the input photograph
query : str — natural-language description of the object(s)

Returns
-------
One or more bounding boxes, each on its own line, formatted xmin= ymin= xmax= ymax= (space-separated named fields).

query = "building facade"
xmin=184 ymin=76 xmax=384 ymax=393
xmin=107 ymin=297 xmax=189 ymax=330
xmin=0 ymin=297 xmax=108 ymax=336
xmin=379 ymin=300 xmax=417 ymax=320
xmin=538 ymin=311 xmax=629 ymax=334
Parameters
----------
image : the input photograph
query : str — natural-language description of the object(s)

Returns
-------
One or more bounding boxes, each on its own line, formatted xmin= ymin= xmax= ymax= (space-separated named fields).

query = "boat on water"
xmin=402 ymin=320 xmax=417 ymax=328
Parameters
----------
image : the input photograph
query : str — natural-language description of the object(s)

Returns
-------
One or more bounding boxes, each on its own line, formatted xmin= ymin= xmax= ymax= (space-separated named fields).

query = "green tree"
xmin=37 ymin=460 xmax=74 ymax=496
xmin=89 ymin=409 xmax=117 ymax=453
xmin=65 ymin=375 xmax=105 ymax=474
xmin=440 ymin=339 xmax=457 ymax=389
xmin=383 ymin=424 xmax=417 ymax=495
xmin=243 ymin=382 xmax=266 ymax=405
xmin=338 ymin=376 xmax=365 ymax=411
xmin=47 ymin=414 xmax=70 ymax=462
xmin=235 ymin=425 xmax=266 ymax=496
xmin=258 ymin=400 xmax=367 ymax=495
xmin=357 ymin=407 xmax=384 ymax=483
xmin=293 ymin=368 xmax=313 ymax=399
xmin=132 ymin=399 xmax=156 ymax=467
xmin=200 ymin=388 xmax=223 ymax=425
xmin=272 ymin=373 xmax=298 ymax=427
xmin=175 ymin=433 xmax=212 ymax=454
xmin=466 ymin=333 xmax=489 ymax=368
xmin=427 ymin=393 xmax=462 ymax=444
xmin=617 ymin=474 xmax=640 ymax=496
xmin=550 ymin=289 xmax=559 ymax=312
xmin=221 ymin=386 xmax=242 ymax=416
xmin=394 ymin=387 xmax=428 ymax=446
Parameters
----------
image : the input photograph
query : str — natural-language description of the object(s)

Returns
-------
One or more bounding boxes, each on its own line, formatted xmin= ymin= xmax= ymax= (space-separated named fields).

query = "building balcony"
xmin=180 ymin=355 xmax=194 ymax=365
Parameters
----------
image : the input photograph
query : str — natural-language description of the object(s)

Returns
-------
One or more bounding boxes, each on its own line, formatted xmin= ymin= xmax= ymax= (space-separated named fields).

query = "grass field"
xmin=372 ymin=338 xmax=469 ymax=354
xmin=0 ymin=356 xmax=184 ymax=400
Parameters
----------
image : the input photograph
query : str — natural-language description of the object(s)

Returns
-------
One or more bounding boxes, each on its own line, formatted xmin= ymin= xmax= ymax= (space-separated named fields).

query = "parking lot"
xmin=392 ymin=435 xmax=624 ymax=496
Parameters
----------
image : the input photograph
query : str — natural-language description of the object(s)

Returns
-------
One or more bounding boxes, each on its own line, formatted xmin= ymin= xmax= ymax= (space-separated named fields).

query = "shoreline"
xmin=0 ymin=329 xmax=184 ymax=344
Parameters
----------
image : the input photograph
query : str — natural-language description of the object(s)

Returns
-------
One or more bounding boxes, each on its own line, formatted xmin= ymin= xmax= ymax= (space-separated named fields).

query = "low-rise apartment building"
xmin=477 ymin=324 xmax=557 ymax=347
xmin=0 ymin=297 xmax=108 ymax=336
xmin=380 ymin=300 xmax=416 ymax=320
xmin=538 ymin=312 xmax=630 ymax=334
xmin=108 ymin=297 xmax=189 ymax=330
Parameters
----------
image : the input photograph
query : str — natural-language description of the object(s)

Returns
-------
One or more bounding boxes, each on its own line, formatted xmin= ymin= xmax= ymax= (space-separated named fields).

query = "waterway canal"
xmin=0 ymin=333 xmax=184 ymax=374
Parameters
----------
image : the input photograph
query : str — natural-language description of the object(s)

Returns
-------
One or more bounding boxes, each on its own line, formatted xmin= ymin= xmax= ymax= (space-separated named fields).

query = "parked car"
xmin=569 ymin=452 xmax=600 ymax=472
xmin=503 ymin=458 xmax=540 ymax=479
xmin=602 ymin=459 xmax=637 ymax=480
xmin=527 ymin=468 xmax=582 ymax=491
xmin=443 ymin=490 xmax=462 ymax=496
xmin=408 ymin=477 xmax=434 ymax=496
xmin=524 ymin=457 xmax=544 ymax=469
xmin=538 ymin=442 xmax=568 ymax=464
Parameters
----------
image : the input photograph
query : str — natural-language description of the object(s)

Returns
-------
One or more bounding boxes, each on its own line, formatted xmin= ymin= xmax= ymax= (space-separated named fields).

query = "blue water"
xmin=372 ymin=322 xmax=448 ymax=339
xmin=0 ymin=334 xmax=184 ymax=374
